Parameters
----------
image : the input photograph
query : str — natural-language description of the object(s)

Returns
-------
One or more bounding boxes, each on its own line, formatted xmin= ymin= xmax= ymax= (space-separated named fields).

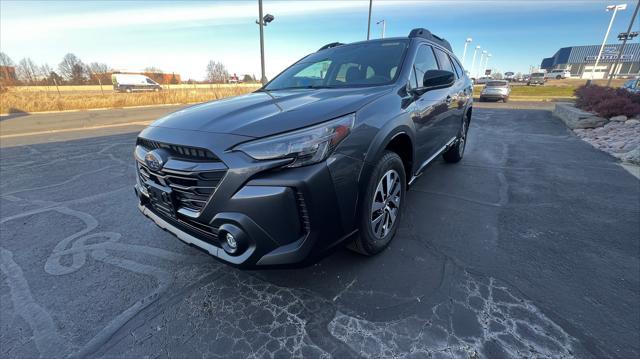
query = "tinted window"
xmin=487 ymin=81 xmax=508 ymax=87
xmin=265 ymin=40 xmax=409 ymax=90
xmin=434 ymin=48 xmax=454 ymax=73
xmin=451 ymin=57 xmax=464 ymax=78
xmin=412 ymin=45 xmax=438 ymax=88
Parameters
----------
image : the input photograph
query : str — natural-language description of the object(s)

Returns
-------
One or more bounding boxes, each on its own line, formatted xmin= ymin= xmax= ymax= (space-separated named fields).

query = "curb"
xmin=0 ymin=103 xmax=187 ymax=117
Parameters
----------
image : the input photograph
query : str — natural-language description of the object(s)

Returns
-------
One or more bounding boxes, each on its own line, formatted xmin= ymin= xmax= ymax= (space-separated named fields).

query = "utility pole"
xmin=376 ymin=19 xmax=386 ymax=39
xmin=367 ymin=0 xmax=373 ymax=40
xmin=258 ymin=0 xmax=266 ymax=84
xmin=607 ymin=0 xmax=639 ymax=86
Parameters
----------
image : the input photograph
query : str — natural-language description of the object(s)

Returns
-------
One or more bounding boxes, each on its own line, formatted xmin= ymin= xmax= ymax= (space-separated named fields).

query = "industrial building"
xmin=540 ymin=43 xmax=640 ymax=79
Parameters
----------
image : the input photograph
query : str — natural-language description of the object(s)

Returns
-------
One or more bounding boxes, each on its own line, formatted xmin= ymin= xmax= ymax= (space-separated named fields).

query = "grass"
xmin=1 ymin=86 xmax=261 ymax=114
xmin=11 ymin=83 xmax=260 ymax=92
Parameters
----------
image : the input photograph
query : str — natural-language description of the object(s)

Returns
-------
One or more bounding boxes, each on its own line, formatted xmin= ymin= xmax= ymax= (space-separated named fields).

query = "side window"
xmin=433 ymin=48 xmax=454 ymax=73
xmin=451 ymin=58 xmax=464 ymax=79
xmin=412 ymin=45 xmax=438 ymax=88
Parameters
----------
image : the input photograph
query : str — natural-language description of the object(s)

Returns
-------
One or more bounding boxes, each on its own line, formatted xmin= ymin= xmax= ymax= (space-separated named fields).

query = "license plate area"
xmin=146 ymin=181 xmax=176 ymax=218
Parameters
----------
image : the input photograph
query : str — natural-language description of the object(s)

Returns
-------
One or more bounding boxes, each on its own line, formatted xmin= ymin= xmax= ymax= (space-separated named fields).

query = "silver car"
xmin=480 ymin=80 xmax=511 ymax=102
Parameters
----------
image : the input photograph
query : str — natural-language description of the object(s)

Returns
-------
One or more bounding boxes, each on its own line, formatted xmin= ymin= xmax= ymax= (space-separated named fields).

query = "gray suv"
xmin=134 ymin=28 xmax=474 ymax=267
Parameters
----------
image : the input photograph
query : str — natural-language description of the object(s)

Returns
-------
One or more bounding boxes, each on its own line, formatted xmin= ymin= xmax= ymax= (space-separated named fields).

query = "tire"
xmin=555 ymin=75 xmax=561 ymax=80
xmin=503 ymin=96 xmax=509 ymax=103
xmin=479 ymin=97 xmax=484 ymax=102
xmin=125 ymin=87 xmax=132 ymax=93
xmin=443 ymin=115 xmax=469 ymax=163
xmin=350 ymin=151 xmax=406 ymax=256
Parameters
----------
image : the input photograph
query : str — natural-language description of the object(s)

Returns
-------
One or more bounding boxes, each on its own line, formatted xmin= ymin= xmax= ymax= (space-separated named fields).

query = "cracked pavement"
xmin=1 ymin=107 xmax=638 ymax=358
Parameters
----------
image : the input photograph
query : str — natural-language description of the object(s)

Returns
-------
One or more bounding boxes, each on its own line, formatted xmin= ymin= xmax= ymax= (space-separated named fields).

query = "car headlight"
xmin=233 ymin=113 xmax=355 ymax=168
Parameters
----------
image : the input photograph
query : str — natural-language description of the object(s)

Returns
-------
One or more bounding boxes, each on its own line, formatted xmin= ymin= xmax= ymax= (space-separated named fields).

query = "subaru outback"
xmin=134 ymin=28 xmax=473 ymax=267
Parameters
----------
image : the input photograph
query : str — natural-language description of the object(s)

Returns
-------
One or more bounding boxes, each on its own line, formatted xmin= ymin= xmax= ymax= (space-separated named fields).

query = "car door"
xmin=410 ymin=44 xmax=452 ymax=163
xmin=433 ymin=47 xmax=463 ymax=143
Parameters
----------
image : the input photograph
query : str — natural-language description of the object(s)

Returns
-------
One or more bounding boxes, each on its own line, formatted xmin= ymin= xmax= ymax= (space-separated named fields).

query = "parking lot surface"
xmin=1 ymin=108 xmax=638 ymax=358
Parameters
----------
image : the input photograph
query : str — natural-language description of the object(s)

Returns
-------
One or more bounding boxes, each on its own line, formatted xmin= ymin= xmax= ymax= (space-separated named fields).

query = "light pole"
xmin=607 ymin=1 xmax=638 ymax=86
xmin=367 ymin=0 xmax=373 ymax=40
xmin=591 ymin=3 xmax=627 ymax=81
xmin=376 ymin=19 xmax=386 ymax=39
xmin=484 ymin=53 xmax=492 ymax=77
xmin=461 ymin=38 xmax=472 ymax=67
xmin=470 ymin=45 xmax=480 ymax=78
xmin=477 ymin=50 xmax=487 ymax=78
xmin=256 ymin=0 xmax=274 ymax=84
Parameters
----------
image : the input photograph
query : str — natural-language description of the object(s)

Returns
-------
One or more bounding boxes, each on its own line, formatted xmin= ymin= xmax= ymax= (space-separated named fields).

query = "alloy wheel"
xmin=371 ymin=169 xmax=401 ymax=239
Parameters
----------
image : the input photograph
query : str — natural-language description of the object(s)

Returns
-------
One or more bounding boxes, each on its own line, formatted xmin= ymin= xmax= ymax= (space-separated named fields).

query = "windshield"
xmin=487 ymin=81 xmax=508 ymax=87
xmin=264 ymin=40 xmax=409 ymax=90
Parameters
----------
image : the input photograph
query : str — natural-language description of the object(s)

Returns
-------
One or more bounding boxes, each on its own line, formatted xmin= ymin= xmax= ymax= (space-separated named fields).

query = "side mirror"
xmin=423 ymin=70 xmax=455 ymax=90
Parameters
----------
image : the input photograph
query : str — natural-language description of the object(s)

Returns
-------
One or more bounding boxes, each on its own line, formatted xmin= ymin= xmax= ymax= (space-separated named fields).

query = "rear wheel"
xmin=555 ymin=75 xmax=562 ymax=80
xmin=350 ymin=151 xmax=406 ymax=256
xmin=503 ymin=96 xmax=509 ymax=103
xmin=443 ymin=116 xmax=469 ymax=163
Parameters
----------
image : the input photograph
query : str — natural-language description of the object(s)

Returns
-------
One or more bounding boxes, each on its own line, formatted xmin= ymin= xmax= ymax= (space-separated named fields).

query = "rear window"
xmin=532 ymin=73 xmax=545 ymax=77
xmin=487 ymin=81 xmax=508 ymax=87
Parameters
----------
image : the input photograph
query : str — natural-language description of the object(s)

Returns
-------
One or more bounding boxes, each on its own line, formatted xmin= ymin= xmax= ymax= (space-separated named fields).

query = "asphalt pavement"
xmin=1 ymin=106 xmax=638 ymax=358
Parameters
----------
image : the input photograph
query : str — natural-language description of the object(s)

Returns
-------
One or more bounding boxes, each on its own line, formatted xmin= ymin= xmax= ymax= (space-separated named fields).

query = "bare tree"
xmin=206 ymin=60 xmax=229 ymax=83
xmin=39 ymin=64 xmax=53 ymax=84
xmin=17 ymin=58 xmax=39 ymax=85
xmin=0 ymin=52 xmax=14 ymax=67
xmin=86 ymin=62 xmax=110 ymax=94
xmin=58 ymin=53 xmax=87 ymax=84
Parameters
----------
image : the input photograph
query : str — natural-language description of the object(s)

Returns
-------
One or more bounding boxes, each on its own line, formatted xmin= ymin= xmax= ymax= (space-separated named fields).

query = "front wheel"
xmin=443 ymin=116 xmax=469 ymax=163
xmin=350 ymin=151 xmax=406 ymax=256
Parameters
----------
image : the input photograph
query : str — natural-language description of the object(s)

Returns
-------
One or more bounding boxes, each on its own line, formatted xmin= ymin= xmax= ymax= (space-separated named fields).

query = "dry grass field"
xmin=0 ymin=78 xmax=631 ymax=114
xmin=1 ymin=86 xmax=261 ymax=114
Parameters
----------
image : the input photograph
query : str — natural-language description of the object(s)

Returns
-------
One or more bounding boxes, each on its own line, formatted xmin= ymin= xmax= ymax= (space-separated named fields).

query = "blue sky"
xmin=1 ymin=0 xmax=638 ymax=80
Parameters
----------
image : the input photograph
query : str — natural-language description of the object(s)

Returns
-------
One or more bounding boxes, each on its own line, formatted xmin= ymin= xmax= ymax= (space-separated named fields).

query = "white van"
xmin=112 ymin=74 xmax=162 ymax=93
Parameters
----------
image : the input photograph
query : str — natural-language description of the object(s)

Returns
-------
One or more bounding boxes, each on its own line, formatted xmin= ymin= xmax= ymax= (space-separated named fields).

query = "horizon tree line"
xmin=0 ymin=52 xmax=259 ymax=87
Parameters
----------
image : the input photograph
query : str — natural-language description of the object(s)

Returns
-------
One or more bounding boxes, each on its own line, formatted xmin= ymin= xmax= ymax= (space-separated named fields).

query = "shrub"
xmin=574 ymin=84 xmax=640 ymax=118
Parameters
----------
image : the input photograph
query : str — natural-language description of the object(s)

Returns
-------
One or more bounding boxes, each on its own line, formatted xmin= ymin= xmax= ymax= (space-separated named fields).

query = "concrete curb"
xmin=0 ymin=103 xmax=187 ymax=117
xmin=552 ymin=103 xmax=608 ymax=129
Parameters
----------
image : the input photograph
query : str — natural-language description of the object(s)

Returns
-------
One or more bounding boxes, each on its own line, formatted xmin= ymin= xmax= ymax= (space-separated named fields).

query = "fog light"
xmin=225 ymin=233 xmax=237 ymax=252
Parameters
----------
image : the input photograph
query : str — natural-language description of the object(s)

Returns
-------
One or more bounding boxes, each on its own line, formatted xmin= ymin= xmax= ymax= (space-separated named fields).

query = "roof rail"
xmin=408 ymin=28 xmax=452 ymax=52
xmin=318 ymin=42 xmax=344 ymax=51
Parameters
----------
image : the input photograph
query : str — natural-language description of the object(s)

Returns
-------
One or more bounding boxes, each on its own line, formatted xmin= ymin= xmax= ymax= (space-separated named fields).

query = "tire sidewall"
xmin=358 ymin=152 xmax=406 ymax=254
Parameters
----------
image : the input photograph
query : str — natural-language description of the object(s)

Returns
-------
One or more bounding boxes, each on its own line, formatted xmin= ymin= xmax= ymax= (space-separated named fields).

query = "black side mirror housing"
xmin=422 ymin=70 xmax=455 ymax=90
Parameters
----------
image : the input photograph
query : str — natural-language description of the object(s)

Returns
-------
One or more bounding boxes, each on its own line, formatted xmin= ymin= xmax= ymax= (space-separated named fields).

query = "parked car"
xmin=480 ymin=80 xmax=511 ymax=102
xmin=504 ymin=72 xmax=515 ymax=82
xmin=545 ymin=69 xmax=571 ymax=80
xmin=134 ymin=28 xmax=473 ymax=267
xmin=528 ymin=72 xmax=546 ymax=85
xmin=112 ymin=74 xmax=162 ymax=93
xmin=475 ymin=76 xmax=492 ymax=84
xmin=623 ymin=78 xmax=639 ymax=94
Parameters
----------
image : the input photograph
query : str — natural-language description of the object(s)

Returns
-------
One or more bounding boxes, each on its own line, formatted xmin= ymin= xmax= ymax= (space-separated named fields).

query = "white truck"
xmin=112 ymin=74 xmax=162 ymax=93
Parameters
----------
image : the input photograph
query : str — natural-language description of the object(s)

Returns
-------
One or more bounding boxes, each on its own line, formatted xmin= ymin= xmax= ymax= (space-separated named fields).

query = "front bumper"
xmin=134 ymin=127 xmax=362 ymax=268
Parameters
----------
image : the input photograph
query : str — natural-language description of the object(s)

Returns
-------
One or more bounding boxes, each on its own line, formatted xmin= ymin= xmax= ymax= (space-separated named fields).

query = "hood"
xmin=150 ymin=86 xmax=392 ymax=138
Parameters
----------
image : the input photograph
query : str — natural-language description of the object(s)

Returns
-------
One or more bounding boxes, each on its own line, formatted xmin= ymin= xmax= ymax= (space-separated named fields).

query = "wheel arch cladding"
xmin=384 ymin=132 xmax=413 ymax=183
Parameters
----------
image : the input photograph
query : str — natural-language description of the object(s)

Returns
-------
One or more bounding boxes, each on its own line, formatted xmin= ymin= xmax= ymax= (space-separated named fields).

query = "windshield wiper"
xmin=264 ymin=85 xmax=335 ymax=91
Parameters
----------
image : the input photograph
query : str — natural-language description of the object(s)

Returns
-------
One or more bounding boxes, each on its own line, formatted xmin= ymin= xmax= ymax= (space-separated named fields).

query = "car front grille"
xmin=137 ymin=138 xmax=220 ymax=161
xmin=138 ymin=164 xmax=225 ymax=213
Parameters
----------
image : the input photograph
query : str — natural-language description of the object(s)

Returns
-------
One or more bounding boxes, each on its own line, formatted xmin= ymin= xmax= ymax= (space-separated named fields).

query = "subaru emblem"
xmin=145 ymin=150 xmax=166 ymax=171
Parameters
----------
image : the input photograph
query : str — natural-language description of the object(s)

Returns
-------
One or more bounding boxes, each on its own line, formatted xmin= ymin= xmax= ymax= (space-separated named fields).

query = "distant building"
xmin=540 ymin=43 xmax=640 ymax=79
xmin=0 ymin=65 xmax=17 ymax=86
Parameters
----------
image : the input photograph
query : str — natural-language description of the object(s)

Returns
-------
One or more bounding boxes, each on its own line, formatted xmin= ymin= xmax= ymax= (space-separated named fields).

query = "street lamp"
xmin=256 ymin=0 xmax=275 ymax=84
xmin=608 ymin=1 xmax=639 ymax=86
xmin=376 ymin=19 xmax=386 ymax=39
xmin=477 ymin=50 xmax=487 ymax=78
xmin=470 ymin=45 xmax=481 ymax=78
xmin=484 ymin=53 xmax=492 ymax=76
xmin=591 ymin=3 xmax=627 ymax=81
xmin=461 ymin=38 xmax=472 ymax=67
